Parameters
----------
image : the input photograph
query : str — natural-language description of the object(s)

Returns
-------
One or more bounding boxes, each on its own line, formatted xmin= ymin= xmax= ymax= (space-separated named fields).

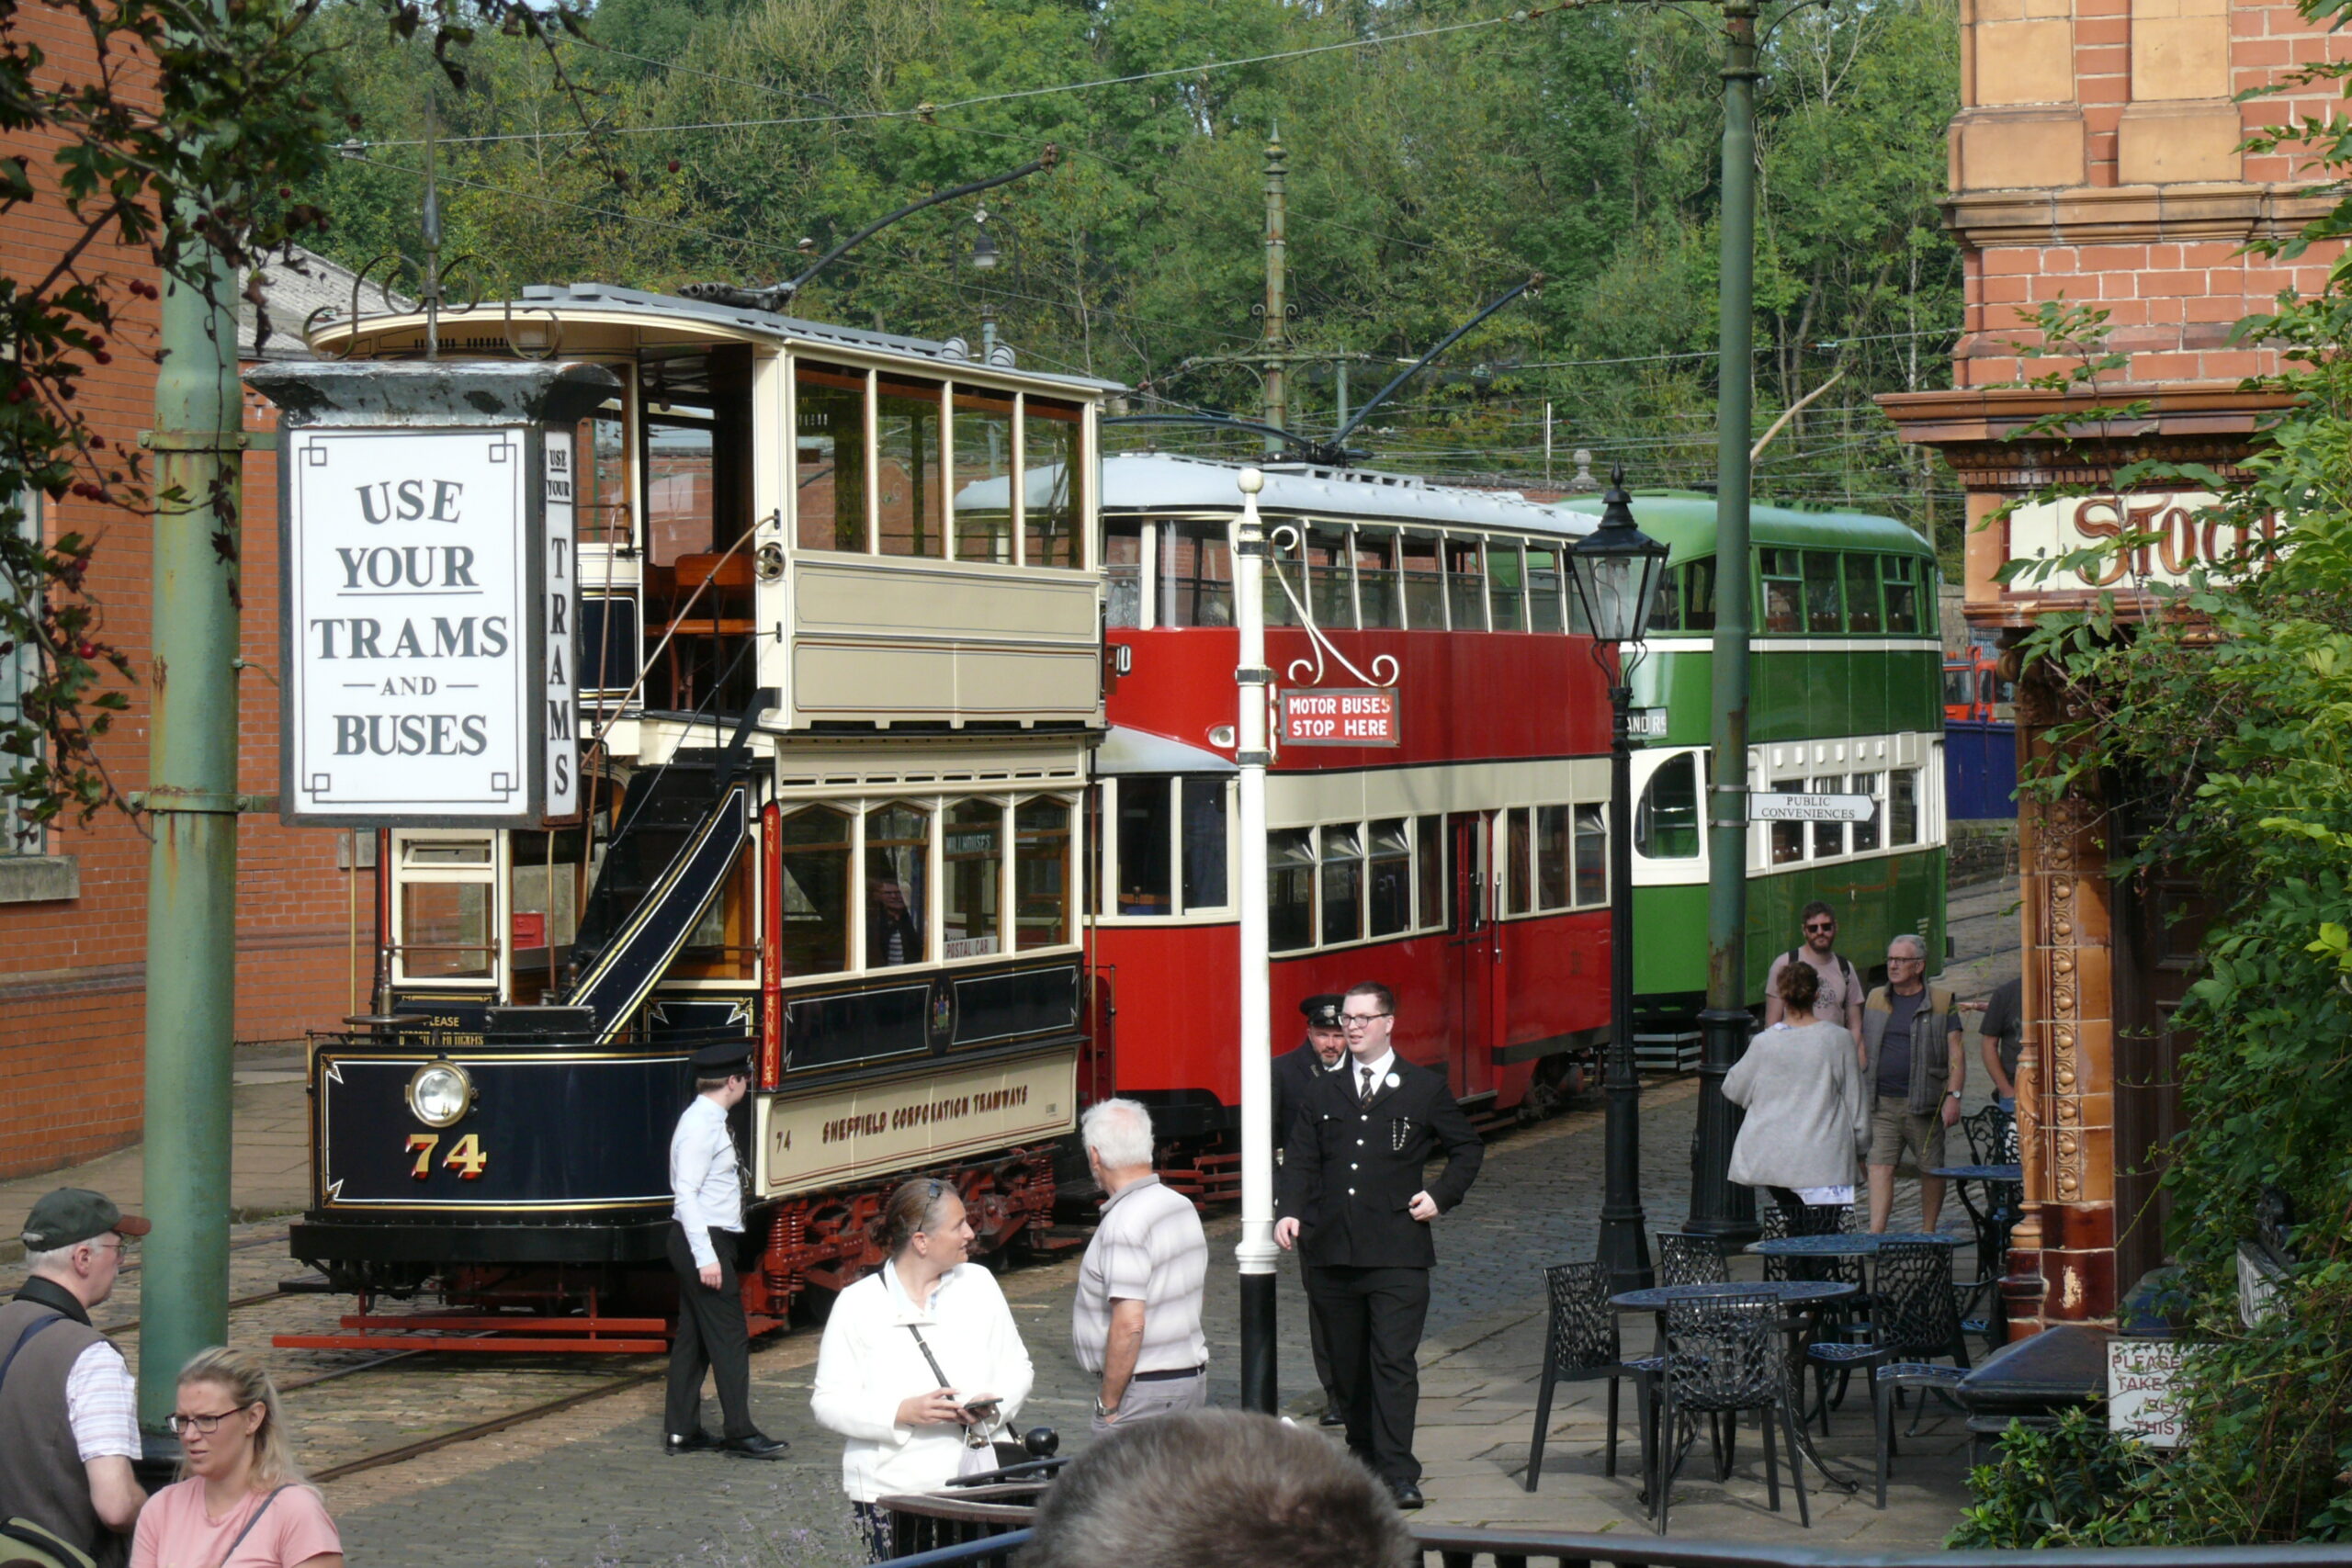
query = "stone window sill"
xmin=0 ymin=854 xmax=80 ymax=904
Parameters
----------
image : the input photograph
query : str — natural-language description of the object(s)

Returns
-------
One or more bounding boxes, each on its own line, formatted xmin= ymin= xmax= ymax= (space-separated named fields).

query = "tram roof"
xmin=1552 ymin=491 xmax=1936 ymax=562
xmin=1101 ymin=452 xmax=1593 ymax=536
xmin=318 ymin=281 xmax=1125 ymax=394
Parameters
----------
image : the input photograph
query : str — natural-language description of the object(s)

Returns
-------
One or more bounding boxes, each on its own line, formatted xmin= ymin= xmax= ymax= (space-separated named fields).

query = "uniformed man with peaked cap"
xmin=664 ymin=1041 xmax=786 ymax=1459
xmin=1272 ymin=994 xmax=1350 ymax=1424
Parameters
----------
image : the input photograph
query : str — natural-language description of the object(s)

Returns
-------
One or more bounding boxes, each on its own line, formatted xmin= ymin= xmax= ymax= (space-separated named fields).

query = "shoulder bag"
xmin=905 ymin=1325 xmax=1000 ymax=1478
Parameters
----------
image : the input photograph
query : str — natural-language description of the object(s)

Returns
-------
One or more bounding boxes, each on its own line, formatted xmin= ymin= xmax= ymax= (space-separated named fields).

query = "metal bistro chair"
xmin=1869 ymin=1240 xmax=1974 ymax=1506
xmin=1954 ymin=1104 xmax=2023 ymax=1340
xmin=1653 ymin=1290 xmax=1810 ymax=1533
xmin=1525 ymin=1262 xmax=1660 ymax=1493
xmin=1656 ymin=1232 xmax=1730 ymax=1286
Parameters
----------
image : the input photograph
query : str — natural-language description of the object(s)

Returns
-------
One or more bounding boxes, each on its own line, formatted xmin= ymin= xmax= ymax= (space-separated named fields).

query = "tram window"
xmin=400 ymin=883 xmax=492 ymax=980
xmin=1181 ymin=777 xmax=1229 ymax=910
xmin=1883 ymin=558 xmax=1921 ymax=633
xmin=1169 ymin=523 xmax=1233 ymax=627
xmin=1357 ymin=530 xmax=1402 ymax=629
xmin=1890 ymin=770 xmax=1920 ymax=845
xmin=1527 ymin=546 xmax=1565 ymax=634
xmin=1488 ymin=542 xmax=1527 ymax=632
xmin=1264 ymin=529 xmax=1303 ymax=628
xmin=953 ymin=386 xmax=1017 ymax=564
xmin=1647 ymin=566 xmax=1681 ymax=634
xmin=1503 ymin=807 xmax=1532 ymax=917
xmin=1307 ymin=528 xmax=1353 ymax=628
xmin=1015 ymin=797 xmax=1074 ymax=949
xmin=578 ymin=595 xmax=640 ymax=697
xmin=1104 ymin=522 xmax=1145 ymax=629
xmin=1445 ymin=538 xmax=1487 ymax=631
xmin=678 ymin=850 xmax=757 ymax=980
xmin=1770 ymin=778 xmax=1807 ymax=864
xmin=1401 ymin=532 xmax=1444 ymax=628
xmin=1804 ymin=553 xmax=1843 ymax=634
xmin=509 ymin=828 xmax=585 ymax=956
xmin=877 ymin=378 xmax=946 ymax=558
xmin=1268 ymin=829 xmax=1317 ymax=953
xmin=1537 ymin=805 xmax=1569 ymax=909
xmin=1320 ymin=825 xmax=1364 ymax=945
xmin=1573 ymin=805 xmax=1607 ymax=907
xmin=943 ymin=799 xmax=1005 ymax=959
xmin=645 ymin=412 xmax=716 ymax=568
xmin=1682 ymin=558 xmax=1716 ymax=632
xmin=1116 ymin=778 xmax=1173 ymax=915
xmin=1415 ymin=816 xmax=1445 ymax=929
xmin=1368 ymin=818 xmax=1413 ymax=936
xmin=1849 ymin=773 xmax=1883 ymax=852
xmin=1635 ymin=753 xmax=1702 ymax=859
xmin=865 ymin=803 xmax=930 ymax=966
xmin=776 ymin=806 xmax=852 ymax=976
xmin=575 ymin=403 xmax=631 ymax=548
xmin=1810 ymin=775 xmax=1845 ymax=858
xmin=404 ymin=840 xmax=491 ymax=866
xmin=1844 ymin=555 xmax=1883 ymax=632
xmin=1025 ymin=398 xmax=1086 ymax=569
xmin=796 ymin=364 xmax=869 ymax=552
xmin=1760 ymin=549 xmax=1804 ymax=634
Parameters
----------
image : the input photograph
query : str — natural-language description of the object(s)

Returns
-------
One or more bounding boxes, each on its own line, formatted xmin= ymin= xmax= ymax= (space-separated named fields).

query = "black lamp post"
xmin=1567 ymin=466 xmax=1671 ymax=1293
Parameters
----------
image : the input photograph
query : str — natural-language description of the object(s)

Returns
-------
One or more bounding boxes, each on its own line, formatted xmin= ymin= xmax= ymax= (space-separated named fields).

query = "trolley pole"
xmin=1690 ymin=0 xmax=1761 ymax=1242
xmin=1232 ymin=467 xmax=1279 ymax=1415
xmin=137 ymin=200 xmax=244 ymax=1424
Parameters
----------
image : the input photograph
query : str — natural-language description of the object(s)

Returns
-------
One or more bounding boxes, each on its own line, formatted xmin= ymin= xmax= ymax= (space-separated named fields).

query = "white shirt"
xmin=810 ymin=1260 xmax=1035 ymax=1503
xmin=670 ymin=1095 xmax=742 ymax=1269
xmin=66 ymin=1339 xmax=139 ymax=1461
xmin=1349 ymin=1048 xmax=1396 ymax=1103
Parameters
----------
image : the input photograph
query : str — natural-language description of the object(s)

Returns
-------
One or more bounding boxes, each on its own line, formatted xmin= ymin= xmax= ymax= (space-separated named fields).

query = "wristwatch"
xmin=1945 ymin=1090 xmax=1962 ymax=1102
xmin=1093 ymin=1394 xmax=1116 ymax=1417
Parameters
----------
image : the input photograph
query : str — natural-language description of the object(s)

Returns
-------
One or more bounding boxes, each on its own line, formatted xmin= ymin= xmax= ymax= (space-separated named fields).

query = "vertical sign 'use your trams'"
xmin=248 ymin=360 xmax=622 ymax=827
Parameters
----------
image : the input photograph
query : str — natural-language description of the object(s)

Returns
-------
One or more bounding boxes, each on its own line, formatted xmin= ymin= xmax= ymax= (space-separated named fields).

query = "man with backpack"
xmin=1763 ymin=901 xmax=1866 ymax=1054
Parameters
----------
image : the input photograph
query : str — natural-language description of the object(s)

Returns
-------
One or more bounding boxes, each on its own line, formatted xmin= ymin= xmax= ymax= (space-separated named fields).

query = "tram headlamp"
xmin=406 ymin=1061 xmax=474 ymax=1128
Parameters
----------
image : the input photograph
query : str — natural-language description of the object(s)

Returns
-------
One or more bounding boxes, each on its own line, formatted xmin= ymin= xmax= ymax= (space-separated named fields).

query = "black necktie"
xmin=1360 ymin=1066 xmax=1375 ymax=1107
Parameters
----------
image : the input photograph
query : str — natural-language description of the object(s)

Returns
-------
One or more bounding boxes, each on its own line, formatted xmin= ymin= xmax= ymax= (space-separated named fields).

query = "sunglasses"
xmin=1804 ymin=921 xmax=1836 ymax=933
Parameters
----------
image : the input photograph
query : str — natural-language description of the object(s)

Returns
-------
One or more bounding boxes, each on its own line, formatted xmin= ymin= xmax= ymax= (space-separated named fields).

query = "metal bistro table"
xmin=1611 ymin=1279 xmax=1860 ymax=1495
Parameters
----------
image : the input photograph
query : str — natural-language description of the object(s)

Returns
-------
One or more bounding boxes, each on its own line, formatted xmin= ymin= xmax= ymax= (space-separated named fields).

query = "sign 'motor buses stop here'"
xmin=249 ymin=360 xmax=621 ymax=827
xmin=1281 ymin=686 xmax=1400 ymax=747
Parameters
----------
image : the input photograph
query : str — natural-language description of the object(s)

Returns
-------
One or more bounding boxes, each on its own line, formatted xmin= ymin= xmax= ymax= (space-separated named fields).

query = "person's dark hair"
xmin=1343 ymin=980 xmax=1396 ymax=1016
xmin=1776 ymin=957 xmax=1821 ymax=1011
xmin=1024 ymin=1409 xmax=1415 ymax=1568
xmin=695 ymin=1072 xmax=744 ymax=1092
xmin=877 ymin=1177 xmax=956 ymax=1257
xmin=1800 ymin=899 xmax=1836 ymax=926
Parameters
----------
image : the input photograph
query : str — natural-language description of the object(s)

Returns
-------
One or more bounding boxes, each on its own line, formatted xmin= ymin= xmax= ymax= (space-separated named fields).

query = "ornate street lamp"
xmin=1567 ymin=467 xmax=1671 ymax=1293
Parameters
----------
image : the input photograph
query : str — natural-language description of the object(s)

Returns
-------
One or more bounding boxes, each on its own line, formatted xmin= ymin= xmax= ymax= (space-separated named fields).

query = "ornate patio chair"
xmin=1868 ymin=1240 xmax=1973 ymax=1506
xmin=1656 ymin=1232 xmax=1729 ymax=1286
xmin=1525 ymin=1261 xmax=1659 ymax=1493
xmin=1653 ymin=1290 xmax=1811 ymax=1533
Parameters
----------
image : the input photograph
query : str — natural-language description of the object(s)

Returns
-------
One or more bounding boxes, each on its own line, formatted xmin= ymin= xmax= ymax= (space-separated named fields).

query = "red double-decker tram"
xmin=1093 ymin=455 xmax=1613 ymax=1195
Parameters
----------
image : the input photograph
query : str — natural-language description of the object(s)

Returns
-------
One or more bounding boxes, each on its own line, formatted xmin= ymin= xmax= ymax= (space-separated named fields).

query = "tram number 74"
xmin=404 ymin=1133 xmax=489 ymax=1180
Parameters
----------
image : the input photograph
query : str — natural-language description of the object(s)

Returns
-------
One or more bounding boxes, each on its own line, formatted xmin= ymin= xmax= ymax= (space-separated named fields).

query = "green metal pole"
xmin=1690 ymin=0 xmax=1760 ymax=1241
xmin=1261 ymin=128 xmax=1287 ymax=454
xmin=136 ymin=237 xmax=243 ymax=1431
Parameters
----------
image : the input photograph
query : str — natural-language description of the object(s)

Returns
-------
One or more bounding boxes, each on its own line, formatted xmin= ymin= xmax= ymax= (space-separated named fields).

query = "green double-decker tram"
xmin=1559 ymin=492 xmax=1948 ymax=1053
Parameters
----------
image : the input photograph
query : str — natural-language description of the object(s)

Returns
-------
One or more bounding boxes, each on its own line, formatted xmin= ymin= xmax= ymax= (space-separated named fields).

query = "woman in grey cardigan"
xmin=1723 ymin=961 xmax=1871 ymax=1218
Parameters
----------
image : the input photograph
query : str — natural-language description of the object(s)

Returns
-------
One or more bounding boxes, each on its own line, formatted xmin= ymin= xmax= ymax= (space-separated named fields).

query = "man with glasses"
xmin=0 ymin=1188 xmax=151 ymax=1566
xmin=1764 ymin=900 xmax=1865 ymax=1052
xmin=1860 ymin=935 xmax=1967 ymax=1233
xmin=1275 ymin=982 xmax=1484 ymax=1510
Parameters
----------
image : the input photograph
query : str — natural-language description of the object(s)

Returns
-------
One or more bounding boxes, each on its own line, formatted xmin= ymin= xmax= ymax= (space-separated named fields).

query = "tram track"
xmin=99 ymin=1286 xmax=289 ymax=1337
xmin=307 ymin=1366 xmax=666 ymax=1483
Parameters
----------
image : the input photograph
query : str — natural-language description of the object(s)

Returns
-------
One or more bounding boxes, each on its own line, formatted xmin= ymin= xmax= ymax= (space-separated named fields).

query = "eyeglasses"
xmin=1886 ymin=953 xmax=1924 ymax=964
xmin=164 ymin=1404 xmax=253 ymax=1436
xmin=1340 ymin=1013 xmax=1391 ymax=1030
xmin=1804 ymin=921 xmax=1835 ymax=933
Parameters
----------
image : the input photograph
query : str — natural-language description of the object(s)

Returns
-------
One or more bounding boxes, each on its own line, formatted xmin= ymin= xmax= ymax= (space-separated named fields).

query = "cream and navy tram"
xmin=270 ymin=284 xmax=1116 ymax=1342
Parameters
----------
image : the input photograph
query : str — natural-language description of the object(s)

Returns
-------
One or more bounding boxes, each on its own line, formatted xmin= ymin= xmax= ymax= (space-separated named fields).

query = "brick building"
xmin=0 ymin=13 xmax=363 ymax=1179
xmin=1882 ymin=0 xmax=2352 ymax=1329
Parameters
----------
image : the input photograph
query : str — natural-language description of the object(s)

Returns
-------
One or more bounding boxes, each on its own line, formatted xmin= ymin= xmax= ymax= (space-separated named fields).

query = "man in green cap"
xmin=0 ymin=1189 xmax=153 ymax=1567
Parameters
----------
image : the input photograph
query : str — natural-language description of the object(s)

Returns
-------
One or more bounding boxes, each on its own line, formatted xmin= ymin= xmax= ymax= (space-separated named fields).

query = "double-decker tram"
xmin=1555 ymin=492 xmax=1948 ymax=1055
xmin=1095 ymin=455 xmax=1615 ymax=1198
xmin=272 ymin=285 xmax=1118 ymax=1343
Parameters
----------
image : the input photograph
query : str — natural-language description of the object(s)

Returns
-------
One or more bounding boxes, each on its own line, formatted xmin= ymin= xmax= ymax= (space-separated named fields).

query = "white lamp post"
xmin=1233 ymin=466 xmax=1278 ymax=1411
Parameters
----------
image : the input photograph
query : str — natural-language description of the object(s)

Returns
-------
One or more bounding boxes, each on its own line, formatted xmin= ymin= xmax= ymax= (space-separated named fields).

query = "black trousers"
xmin=1299 ymin=1258 xmax=1338 ymax=1404
xmin=1306 ymin=1262 xmax=1431 ymax=1483
xmin=665 ymin=1223 xmax=754 ymax=1440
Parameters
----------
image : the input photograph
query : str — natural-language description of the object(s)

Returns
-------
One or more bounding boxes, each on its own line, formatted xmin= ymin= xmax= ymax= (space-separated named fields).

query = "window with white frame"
xmin=393 ymin=833 xmax=497 ymax=982
xmin=1108 ymin=775 xmax=1231 ymax=918
xmin=1 ymin=495 xmax=35 ymax=854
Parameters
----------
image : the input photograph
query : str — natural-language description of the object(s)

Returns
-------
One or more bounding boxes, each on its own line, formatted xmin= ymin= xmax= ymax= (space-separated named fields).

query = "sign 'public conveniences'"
xmin=250 ymin=360 xmax=621 ymax=827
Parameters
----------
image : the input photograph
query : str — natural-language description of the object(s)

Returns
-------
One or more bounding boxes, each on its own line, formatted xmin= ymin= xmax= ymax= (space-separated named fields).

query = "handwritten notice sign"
xmin=1281 ymin=687 xmax=1399 ymax=748
xmin=2108 ymin=1338 xmax=2188 ymax=1448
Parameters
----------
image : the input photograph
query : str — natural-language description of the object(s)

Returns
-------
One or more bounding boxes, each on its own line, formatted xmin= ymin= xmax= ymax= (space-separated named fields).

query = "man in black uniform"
xmin=1271 ymin=994 xmax=1349 ymax=1425
xmin=1276 ymin=981 xmax=1483 ymax=1509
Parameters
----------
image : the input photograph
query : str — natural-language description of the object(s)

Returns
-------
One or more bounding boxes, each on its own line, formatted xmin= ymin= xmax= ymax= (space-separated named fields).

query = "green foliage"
xmin=1951 ymin=1410 xmax=2192 ymax=1548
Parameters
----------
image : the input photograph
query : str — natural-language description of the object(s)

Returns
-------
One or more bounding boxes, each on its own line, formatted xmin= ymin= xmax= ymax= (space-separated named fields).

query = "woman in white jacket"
xmin=1723 ymin=959 xmax=1871 ymax=1225
xmin=811 ymin=1177 xmax=1035 ymax=1560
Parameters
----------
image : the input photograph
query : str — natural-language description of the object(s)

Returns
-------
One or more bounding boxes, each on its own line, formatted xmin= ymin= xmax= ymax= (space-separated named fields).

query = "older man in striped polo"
xmin=1072 ymin=1099 xmax=1209 ymax=1433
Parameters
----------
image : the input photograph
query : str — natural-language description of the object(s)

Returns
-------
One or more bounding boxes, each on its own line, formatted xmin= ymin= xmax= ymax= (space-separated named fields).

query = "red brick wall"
xmin=0 ymin=10 xmax=355 ymax=1179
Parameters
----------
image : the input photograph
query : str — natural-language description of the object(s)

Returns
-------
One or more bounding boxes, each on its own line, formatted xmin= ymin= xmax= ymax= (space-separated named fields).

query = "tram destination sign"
xmin=1280 ymin=687 xmax=1400 ymax=748
xmin=250 ymin=360 xmax=621 ymax=827
xmin=1750 ymin=791 xmax=1876 ymax=823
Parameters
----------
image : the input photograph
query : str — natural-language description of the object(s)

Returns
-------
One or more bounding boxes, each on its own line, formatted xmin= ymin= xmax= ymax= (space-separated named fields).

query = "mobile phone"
xmin=960 ymin=1396 xmax=1001 ymax=1421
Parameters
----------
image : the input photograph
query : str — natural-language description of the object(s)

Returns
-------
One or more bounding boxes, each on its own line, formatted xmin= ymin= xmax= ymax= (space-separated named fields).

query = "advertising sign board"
xmin=1280 ymin=687 xmax=1400 ymax=747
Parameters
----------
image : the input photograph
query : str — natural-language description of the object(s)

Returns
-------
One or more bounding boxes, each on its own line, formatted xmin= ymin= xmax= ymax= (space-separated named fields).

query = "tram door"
xmin=1444 ymin=813 xmax=1498 ymax=1095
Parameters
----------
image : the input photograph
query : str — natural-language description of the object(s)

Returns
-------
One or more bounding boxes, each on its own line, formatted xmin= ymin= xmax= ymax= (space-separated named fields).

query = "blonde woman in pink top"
xmin=130 ymin=1348 xmax=342 ymax=1568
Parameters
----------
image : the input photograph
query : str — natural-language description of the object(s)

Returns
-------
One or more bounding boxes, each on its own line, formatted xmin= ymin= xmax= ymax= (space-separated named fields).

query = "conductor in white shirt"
xmin=665 ymin=1042 xmax=786 ymax=1459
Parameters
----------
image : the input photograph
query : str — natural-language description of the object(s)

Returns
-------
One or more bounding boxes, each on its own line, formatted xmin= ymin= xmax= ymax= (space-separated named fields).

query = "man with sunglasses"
xmin=0 ymin=1188 xmax=152 ymax=1567
xmin=1275 ymin=982 xmax=1483 ymax=1511
xmin=1765 ymin=901 xmax=1865 ymax=1054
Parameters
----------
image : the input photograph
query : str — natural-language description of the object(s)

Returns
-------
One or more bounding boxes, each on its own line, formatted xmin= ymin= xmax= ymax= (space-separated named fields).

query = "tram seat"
xmin=649 ymin=552 xmax=759 ymax=710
